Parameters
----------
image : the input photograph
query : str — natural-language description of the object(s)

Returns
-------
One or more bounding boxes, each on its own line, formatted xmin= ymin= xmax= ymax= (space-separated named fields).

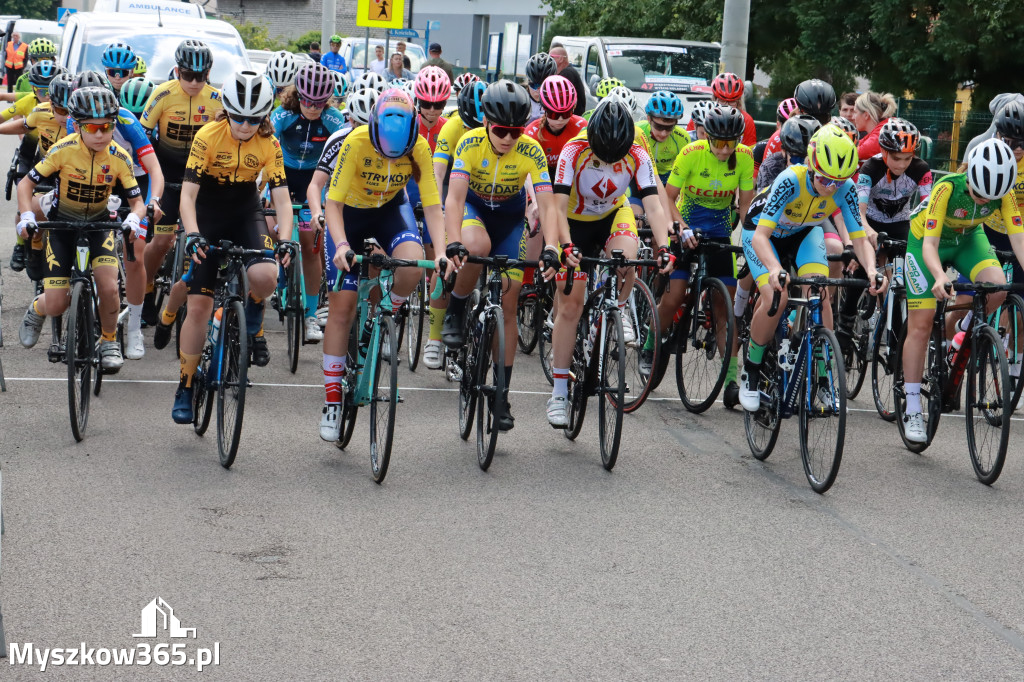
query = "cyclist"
xmin=581 ymin=78 xmax=624 ymax=120
xmin=543 ymin=98 xmax=674 ymax=426
xmin=16 ymin=87 xmax=146 ymax=373
xmin=524 ymin=52 xmax=557 ymax=123
xmin=757 ymin=114 xmax=821 ymax=191
xmin=101 ymin=42 xmax=138 ymax=97
xmin=830 ymin=115 xmax=858 ymax=143
xmin=134 ymin=56 xmax=147 ymax=77
xmin=270 ymin=62 xmax=345 ymax=343
xmin=793 ymin=79 xmax=836 ymax=125
xmin=265 ymin=50 xmax=299 ymax=102
xmin=171 ymin=70 xmax=295 ymax=424
xmin=689 ymin=100 xmax=713 ymax=141
xmin=447 ymin=72 xmax=480 ymax=118
xmin=686 ymin=73 xmax=755 ymax=147
xmin=738 ymin=125 xmax=884 ymax=412
xmin=636 ymin=91 xmax=691 ymax=186
xmin=119 ymin=77 xmax=155 ymax=118
xmin=318 ymin=88 xmax=449 ymax=441
xmin=0 ymin=38 xmax=56 ymax=101
xmin=983 ymin=102 xmax=1024 ymax=289
xmin=756 ymin=97 xmax=799 ymax=174
xmin=321 ymin=35 xmax=347 ymax=73
xmin=439 ymin=79 xmax=556 ymax=431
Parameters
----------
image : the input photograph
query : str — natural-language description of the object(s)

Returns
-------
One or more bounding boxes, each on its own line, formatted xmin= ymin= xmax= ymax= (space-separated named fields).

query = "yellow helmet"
xmin=807 ymin=124 xmax=859 ymax=180
xmin=596 ymin=77 xmax=624 ymax=99
xmin=134 ymin=55 xmax=147 ymax=76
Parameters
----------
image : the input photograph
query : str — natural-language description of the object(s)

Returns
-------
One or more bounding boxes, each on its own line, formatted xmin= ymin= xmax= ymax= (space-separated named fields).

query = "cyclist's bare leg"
xmin=552 ymin=274 xmax=587 ymax=369
xmin=179 ymin=294 xmax=214 ymax=356
xmin=324 ymin=289 xmax=358 ymax=358
xmin=500 ymin=274 xmax=523 ymax=366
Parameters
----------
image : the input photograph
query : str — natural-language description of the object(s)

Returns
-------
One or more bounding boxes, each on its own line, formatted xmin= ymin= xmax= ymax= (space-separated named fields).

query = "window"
xmin=585 ymin=45 xmax=600 ymax=83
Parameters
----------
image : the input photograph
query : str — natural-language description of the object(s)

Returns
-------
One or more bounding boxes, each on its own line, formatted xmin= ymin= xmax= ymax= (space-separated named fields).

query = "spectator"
xmin=308 ymin=41 xmax=322 ymax=63
xmin=386 ymin=52 xmax=413 ymax=82
xmin=396 ymin=41 xmax=411 ymax=70
xmin=422 ymin=42 xmax=454 ymax=82
xmin=839 ymin=92 xmax=857 ymax=120
xmin=321 ymin=35 xmax=347 ymax=74
xmin=548 ymin=43 xmax=586 ymax=116
xmin=4 ymin=32 xmax=27 ymax=94
xmin=853 ymin=91 xmax=897 ymax=159
xmin=369 ymin=45 xmax=387 ymax=75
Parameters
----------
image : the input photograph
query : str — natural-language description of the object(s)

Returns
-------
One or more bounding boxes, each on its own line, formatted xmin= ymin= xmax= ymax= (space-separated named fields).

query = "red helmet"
xmin=712 ymin=72 xmax=743 ymax=102
xmin=538 ymin=75 xmax=576 ymax=114
xmin=415 ymin=65 xmax=451 ymax=103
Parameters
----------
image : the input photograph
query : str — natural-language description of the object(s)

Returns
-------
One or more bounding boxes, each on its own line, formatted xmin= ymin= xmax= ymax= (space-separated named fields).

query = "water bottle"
xmin=946 ymin=330 xmax=965 ymax=364
xmin=107 ymin=195 xmax=121 ymax=220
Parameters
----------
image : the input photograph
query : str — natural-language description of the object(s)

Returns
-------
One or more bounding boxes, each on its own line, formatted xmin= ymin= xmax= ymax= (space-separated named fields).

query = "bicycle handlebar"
xmin=947 ymin=280 xmax=1024 ymax=294
xmin=33 ymin=221 xmax=136 ymax=262
xmin=180 ymin=240 xmax=276 ymax=284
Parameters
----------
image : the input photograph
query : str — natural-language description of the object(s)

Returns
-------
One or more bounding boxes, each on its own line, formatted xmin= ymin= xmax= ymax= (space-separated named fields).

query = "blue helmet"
xmin=457 ymin=80 xmax=486 ymax=129
xmin=645 ymin=90 xmax=683 ymax=119
xmin=369 ymin=88 xmax=419 ymax=158
xmin=101 ymin=42 xmax=138 ymax=70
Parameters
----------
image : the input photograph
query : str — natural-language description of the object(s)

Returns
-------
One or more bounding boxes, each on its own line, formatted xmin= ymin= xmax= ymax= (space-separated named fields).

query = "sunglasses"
xmin=299 ymin=97 xmax=329 ymax=109
xmin=489 ymin=124 xmax=524 ymax=140
xmin=52 ymin=105 xmax=68 ymax=117
xmin=418 ymin=99 xmax=445 ymax=111
xmin=815 ymin=175 xmax=843 ymax=189
xmin=544 ymin=109 xmax=571 ymax=120
xmin=79 ymin=121 xmax=116 ymax=134
xmin=32 ymin=87 xmax=49 ymax=99
xmin=178 ymin=69 xmax=209 ymax=83
xmin=228 ymin=113 xmax=264 ymax=126
xmin=708 ymin=137 xmax=739 ymax=149
xmin=106 ymin=68 xmax=132 ymax=79
xmin=1003 ymin=137 xmax=1024 ymax=151
xmin=529 ymin=82 xmax=544 ymax=90
xmin=649 ymin=120 xmax=678 ymax=132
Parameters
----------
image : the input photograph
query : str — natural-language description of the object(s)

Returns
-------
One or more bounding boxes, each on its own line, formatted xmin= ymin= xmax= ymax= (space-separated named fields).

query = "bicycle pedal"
xmin=47 ymin=345 xmax=63 ymax=363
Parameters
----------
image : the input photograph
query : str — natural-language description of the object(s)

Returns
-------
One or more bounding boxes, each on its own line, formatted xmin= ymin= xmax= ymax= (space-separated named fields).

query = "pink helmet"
xmin=415 ymin=65 xmax=451 ymax=103
xmin=777 ymin=97 xmax=799 ymax=121
xmin=295 ymin=62 xmax=334 ymax=103
xmin=539 ymin=75 xmax=576 ymax=114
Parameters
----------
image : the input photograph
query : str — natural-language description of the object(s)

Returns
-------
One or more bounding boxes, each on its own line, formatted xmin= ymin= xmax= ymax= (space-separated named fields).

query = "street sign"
xmin=356 ymin=0 xmax=404 ymax=29
xmin=389 ymin=28 xmax=419 ymax=38
xmin=427 ymin=20 xmax=440 ymax=30
xmin=57 ymin=7 xmax=78 ymax=25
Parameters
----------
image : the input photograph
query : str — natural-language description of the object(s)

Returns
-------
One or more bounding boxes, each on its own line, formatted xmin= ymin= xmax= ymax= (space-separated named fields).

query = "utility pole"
xmin=720 ymin=0 xmax=750 ymax=77
xmin=322 ymin=0 xmax=337 ymax=50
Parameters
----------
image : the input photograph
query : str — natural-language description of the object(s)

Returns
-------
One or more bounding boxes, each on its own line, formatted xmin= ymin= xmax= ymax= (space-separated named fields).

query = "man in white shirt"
xmin=369 ymin=45 xmax=387 ymax=75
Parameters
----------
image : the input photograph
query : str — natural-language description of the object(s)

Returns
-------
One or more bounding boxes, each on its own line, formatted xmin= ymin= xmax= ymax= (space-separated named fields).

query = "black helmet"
xmin=525 ymin=53 xmax=557 ymax=86
xmin=68 ymin=87 xmax=120 ymax=120
xmin=703 ymin=105 xmax=745 ymax=140
xmin=27 ymin=60 xmax=65 ymax=89
xmin=995 ymin=101 xmax=1024 ymax=140
xmin=793 ymin=79 xmax=836 ymax=122
xmin=73 ymin=70 xmax=113 ymax=92
xmin=588 ymin=98 xmax=635 ymax=163
xmin=779 ymin=114 xmax=822 ymax=157
xmin=457 ymin=80 xmax=486 ymax=128
xmin=174 ymin=39 xmax=213 ymax=72
xmin=481 ymin=79 xmax=531 ymax=128
xmin=48 ymin=72 xmax=76 ymax=109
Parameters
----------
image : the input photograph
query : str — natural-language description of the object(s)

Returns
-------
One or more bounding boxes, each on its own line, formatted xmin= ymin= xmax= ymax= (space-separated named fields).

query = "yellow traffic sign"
xmin=356 ymin=0 xmax=404 ymax=28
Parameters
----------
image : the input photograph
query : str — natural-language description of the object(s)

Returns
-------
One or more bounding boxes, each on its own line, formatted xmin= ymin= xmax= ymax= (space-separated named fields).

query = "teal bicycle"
xmin=334 ymin=249 xmax=447 ymax=483
xmin=271 ymin=204 xmax=326 ymax=373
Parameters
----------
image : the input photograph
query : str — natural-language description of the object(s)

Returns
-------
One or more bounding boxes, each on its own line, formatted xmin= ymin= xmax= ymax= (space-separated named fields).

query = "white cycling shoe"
xmin=124 ymin=329 xmax=145 ymax=360
xmin=738 ymin=369 xmax=760 ymax=412
xmin=320 ymin=403 xmax=342 ymax=441
xmin=304 ymin=316 xmax=323 ymax=342
xmin=423 ymin=339 xmax=444 ymax=369
xmin=902 ymin=412 xmax=927 ymax=443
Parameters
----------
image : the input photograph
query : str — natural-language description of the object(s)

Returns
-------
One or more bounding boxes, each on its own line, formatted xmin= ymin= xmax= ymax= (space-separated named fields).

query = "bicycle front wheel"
xmin=615 ymin=278 xmax=658 ymax=413
xmin=743 ymin=340 xmax=780 ymax=461
xmin=476 ymin=308 xmax=505 ymax=471
xmin=993 ymin=293 xmax=1024 ymax=413
xmin=870 ymin=305 xmax=898 ymax=422
xmin=370 ymin=315 xmax=398 ymax=483
xmin=458 ymin=306 xmax=479 ymax=441
xmin=216 ymin=300 xmax=248 ymax=468
xmin=676 ymin=277 xmax=734 ymax=413
xmin=799 ymin=327 xmax=847 ymax=494
xmin=966 ymin=325 xmax=1011 ymax=485
xmin=893 ymin=328 xmax=942 ymax=453
xmin=598 ymin=309 xmax=626 ymax=471
xmin=841 ymin=289 xmax=871 ymax=400
xmin=66 ymin=282 xmax=92 ymax=442
xmin=407 ymin=274 xmax=426 ymax=370
xmin=285 ymin=263 xmax=302 ymax=373
xmin=516 ymin=285 xmax=538 ymax=354
xmin=193 ymin=351 xmax=214 ymax=436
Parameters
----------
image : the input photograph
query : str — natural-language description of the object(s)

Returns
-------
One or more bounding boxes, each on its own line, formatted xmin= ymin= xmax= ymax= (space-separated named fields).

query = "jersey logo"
xmin=198 ymin=106 xmax=206 ymax=113
xmin=244 ymin=154 xmax=260 ymax=169
xmin=481 ymin=158 xmax=489 ymax=168
xmin=591 ymin=177 xmax=618 ymax=199
xmin=954 ymin=208 xmax=968 ymax=218
xmin=926 ymin=218 xmax=937 ymax=231
xmin=905 ymin=253 xmax=928 ymax=295
xmin=100 ymin=164 xmax=109 ymax=173
xmin=1014 ymin=216 xmax=1023 ymax=227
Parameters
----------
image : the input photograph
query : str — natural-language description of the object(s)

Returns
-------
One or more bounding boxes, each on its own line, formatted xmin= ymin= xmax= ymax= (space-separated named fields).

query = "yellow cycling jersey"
xmin=911 ymin=173 xmax=1023 ymax=240
xmin=450 ymin=127 xmax=551 ymax=212
xmin=327 ymin=125 xmax=440 ymax=209
xmin=184 ymin=118 xmax=287 ymax=191
xmin=1 ymin=92 xmax=41 ymax=142
xmin=984 ymin=157 xmax=1024 ymax=235
xmin=554 ymin=131 xmax=657 ymax=220
xmin=25 ymin=101 xmax=67 ymax=155
xmin=26 ymin=134 xmax=140 ymax=221
xmin=140 ymin=79 xmax=222 ymax=172
xmin=432 ymin=111 xmax=468 ymax=166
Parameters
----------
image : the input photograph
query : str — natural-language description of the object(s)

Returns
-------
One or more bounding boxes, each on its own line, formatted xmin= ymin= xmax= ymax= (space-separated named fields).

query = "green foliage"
xmin=224 ymin=18 xmax=285 ymax=51
xmin=3 ymin=0 xmax=56 ymax=20
xmin=285 ymin=30 xmax=325 ymax=55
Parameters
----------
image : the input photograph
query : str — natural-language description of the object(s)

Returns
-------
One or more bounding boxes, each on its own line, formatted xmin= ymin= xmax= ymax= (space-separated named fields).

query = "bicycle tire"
xmin=337 ymin=324 xmax=360 ymax=450
xmin=893 ymin=328 xmax=942 ymax=454
xmin=565 ymin=313 xmax=592 ymax=441
xmin=841 ymin=290 xmax=870 ymax=400
xmin=516 ymin=288 xmax=539 ymax=354
xmin=174 ymin=303 xmax=186 ymax=356
xmin=614 ymin=278 xmax=658 ymax=413
xmin=66 ymin=282 xmax=92 ymax=442
xmin=193 ymin=356 xmax=214 ymax=436
xmin=539 ymin=321 xmax=555 ymax=386
xmin=743 ymin=339 xmax=780 ymax=461
xmin=216 ymin=300 xmax=248 ymax=468
xmin=458 ymin=298 xmax=480 ymax=440
xmin=870 ymin=306 xmax=898 ymax=422
xmin=966 ymin=325 xmax=1010 ymax=485
xmin=799 ymin=327 xmax=847 ymax=494
xmin=93 ymin=299 xmax=104 ymax=396
xmin=369 ymin=315 xmax=398 ymax=483
xmin=992 ymin=293 xmax=1024 ymax=413
xmin=475 ymin=308 xmax=505 ymax=471
xmin=285 ymin=262 xmax=302 ymax=373
xmin=676 ymin=277 xmax=734 ymax=413
xmin=598 ymin=308 xmax=626 ymax=471
xmin=407 ymin=274 xmax=426 ymax=370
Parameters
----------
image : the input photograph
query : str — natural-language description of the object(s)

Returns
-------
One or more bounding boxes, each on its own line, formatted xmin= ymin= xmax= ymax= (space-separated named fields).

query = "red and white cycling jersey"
xmin=554 ymin=132 xmax=657 ymax=220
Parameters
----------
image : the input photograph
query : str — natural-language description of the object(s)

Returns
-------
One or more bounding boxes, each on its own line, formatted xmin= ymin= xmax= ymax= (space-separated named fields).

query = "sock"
xmin=553 ymin=367 xmax=569 ymax=398
xmin=733 ymin=285 xmax=750 ymax=317
xmin=161 ymin=307 xmax=177 ymax=326
xmin=905 ymin=382 xmax=922 ymax=414
xmin=747 ymin=340 xmax=766 ymax=365
xmin=428 ymin=306 xmax=445 ymax=341
xmin=305 ymin=293 xmax=318 ymax=318
xmin=726 ymin=356 xmax=738 ymax=383
xmin=245 ymin=296 xmax=264 ymax=336
xmin=15 ymin=233 xmax=25 ymax=247
xmin=127 ymin=303 xmax=143 ymax=332
xmin=642 ymin=331 xmax=655 ymax=351
xmin=101 ymin=330 xmax=117 ymax=342
xmin=389 ymin=293 xmax=407 ymax=310
xmin=146 ymin=281 xmax=155 ymax=295
xmin=32 ymin=297 xmax=43 ymax=316
xmin=324 ymin=354 xmax=346 ymax=404
xmin=503 ymin=364 xmax=513 ymax=387
xmin=179 ymin=352 xmax=201 ymax=388
xmin=1011 ymin=362 xmax=1021 ymax=379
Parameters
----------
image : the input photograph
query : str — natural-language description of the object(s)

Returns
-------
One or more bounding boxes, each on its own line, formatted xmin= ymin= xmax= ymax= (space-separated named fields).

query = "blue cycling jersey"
xmin=321 ymin=51 xmax=347 ymax=73
xmin=65 ymin=107 xmax=153 ymax=176
xmin=270 ymin=105 xmax=347 ymax=171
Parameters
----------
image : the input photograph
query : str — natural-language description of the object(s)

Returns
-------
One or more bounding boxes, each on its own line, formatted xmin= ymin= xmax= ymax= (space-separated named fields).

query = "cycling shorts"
xmin=187 ymin=190 xmax=276 ymax=297
xmin=821 ymin=216 xmax=841 ymax=242
xmin=628 ymin=172 xmax=671 ymax=207
xmin=680 ymin=202 xmax=732 ymax=240
xmin=671 ymin=236 xmax=737 ymax=286
xmin=43 ymin=226 xmax=119 ymax=290
xmin=742 ymin=225 xmax=828 ymax=289
xmin=905 ymin=228 xmax=1000 ymax=311
xmin=152 ymin=182 xmax=182 ymax=237
xmin=462 ymin=201 xmax=529 ymax=284
xmin=404 ymin=183 xmax=432 ymax=246
xmin=867 ymin=216 xmax=909 ymax=259
xmin=559 ymin=202 xmax=639 ymax=281
xmin=285 ymin=166 xmax=315 ymax=207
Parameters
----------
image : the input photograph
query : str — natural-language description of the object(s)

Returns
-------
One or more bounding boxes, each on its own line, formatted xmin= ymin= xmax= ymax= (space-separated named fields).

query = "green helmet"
xmin=134 ymin=55 xmax=147 ymax=76
xmin=595 ymin=77 xmax=624 ymax=99
xmin=119 ymin=77 xmax=155 ymax=115
xmin=29 ymin=38 xmax=57 ymax=60
xmin=330 ymin=34 xmax=342 ymax=43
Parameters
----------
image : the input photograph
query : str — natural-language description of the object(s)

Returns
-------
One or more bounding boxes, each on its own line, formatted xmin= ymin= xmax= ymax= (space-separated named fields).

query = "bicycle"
xmin=867 ymin=234 xmax=909 ymax=421
xmin=334 ymin=250 xmax=445 ymax=482
xmin=149 ymin=182 xmax=189 ymax=353
xmin=269 ymin=204 xmax=323 ymax=373
xmin=182 ymin=239 xmax=276 ymax=469
xmin=395 ymin=202 xmax=428 ymax=371
xmin=991 ymin=249 xmax=1024 ymax=413
xmin=893 ymin=279 xmax=1024 ymax=484
xmin=743 ymin=271 xmax=877 ymax=493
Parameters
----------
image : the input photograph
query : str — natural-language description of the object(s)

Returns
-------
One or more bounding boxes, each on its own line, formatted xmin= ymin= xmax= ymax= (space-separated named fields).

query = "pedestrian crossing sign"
xmin=356 ymin=0 xmax=404 ymax=28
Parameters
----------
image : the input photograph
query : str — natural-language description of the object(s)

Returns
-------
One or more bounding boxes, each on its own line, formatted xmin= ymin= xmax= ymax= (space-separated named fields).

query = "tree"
xmin=285 ymin=30 xmax=324 ymax=55
xmin=3 ymin=0 xmax=56 ymax=20
xmin=224 ymin=19 xmax=285 ymax=52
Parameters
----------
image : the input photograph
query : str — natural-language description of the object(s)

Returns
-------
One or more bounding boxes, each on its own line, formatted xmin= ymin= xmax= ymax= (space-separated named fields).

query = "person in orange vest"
xmin=5 ymin=32 xmax=28 ymax=94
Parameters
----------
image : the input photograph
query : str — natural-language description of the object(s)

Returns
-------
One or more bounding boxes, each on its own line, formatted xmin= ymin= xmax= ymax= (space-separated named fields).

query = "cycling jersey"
xmin=66 ymin=107 xmax=154 ymax=176
xmin=270 ymin=105 xmax=347 ymax=170
xmin=27 ymin=134 xmax=140 ymax=221
xmin=140 ymin=79 xmax=222 ymax=177
xmin=983 ymin=156 xmax=1024 ymax=235
xmin=315 ymin=125 xmax=354 ymax=175
xmin=756 ymin=164 xmax=864 ymax=239
xmin=25 ymin=102 xmax=65 ymax=154
xmin=0 ymin=91 xmax=37 ymax=122
xmin=450 ymin=128 xmax=551 ymax=213
xmin=524 ymin=115 xmax=588 ymax=172
xmin=554 ymin=132 xmax=656 ymax=219
xmin=183 ymin=118 xmax=287 ymax=191
xmin=756 ymin=151 xmax=790 ymax=192
xmin=666 ymin=140 xmax=755 ymax=211
xmin=856 ymin=156 xmax=932 ymax=224
xmin=327 ymin=125 xmax=439 ymax=209
xmin=14 ymin=73 xmax=31 ymax=96
xmin=910 ymin=173 xmax=1022 ymax=240
xmin=636 ymin=121 xmax=690 ymax=179
xmin=432 ymin=112 xmax=468 ymax=166
xmin=419 ymin=114 xmax=447 ymax=152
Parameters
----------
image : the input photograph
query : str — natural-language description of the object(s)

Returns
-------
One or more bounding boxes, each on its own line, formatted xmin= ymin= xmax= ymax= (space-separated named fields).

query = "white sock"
xmin=905 ymin=382 xmax=922 ymax=414
xmin=127 ymin=303 xmax=143 ymax=332
xmin=733 ymin=285 xmax=751 ymax=317
xmin=1011 ymin=362 xmax=1021 ymax=379
xmin=552 ymin=367 xmax=569 ymax=399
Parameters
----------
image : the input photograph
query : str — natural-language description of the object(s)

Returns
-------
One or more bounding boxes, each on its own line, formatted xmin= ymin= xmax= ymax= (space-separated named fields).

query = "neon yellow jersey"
xmin=636 ymin=121 xmax=689 ymax=178
xmin=983 ymin=158 xmax=1024 ymax=235
xmin=432 ymin=111 xmax=467 ymax=166
xmin=450 ymin=127 xmax=551 ymax=213
xmin=25 ymin=102 xmax=66 ymax=154
xmin=327 ymin=125 xmax=440 ymax=209
xmin=0 ymin=92 xmax=37 ymax=122
xmin=911 ymin=173 xmax=1022 ymax=240
xmin=667 ymin=140 xmax=754 ymax=211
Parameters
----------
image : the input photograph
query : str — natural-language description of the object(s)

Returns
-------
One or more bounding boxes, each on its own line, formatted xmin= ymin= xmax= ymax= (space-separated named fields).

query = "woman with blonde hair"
xmin=853 ymin=91 xmax=897 ymax=159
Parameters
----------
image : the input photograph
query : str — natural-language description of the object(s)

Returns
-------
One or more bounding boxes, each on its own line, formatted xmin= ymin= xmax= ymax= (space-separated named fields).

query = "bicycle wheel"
xmin=565 ymin=316 xmax=591 ymax=441
xmin=369 ymin=315 xmax=398 ymax=483
xmin=66 ymin=282 xmax=92 ymax=442
xmin=893 ymin=329 xmax=942 ymax=454
xmin=613 ymin=278 xmax=658 ymax=413
xmin=841 ymin=290 xmax=871 ymax=400
xmin=516 ymin=286 xmax=538 ymax=354
xmin=476 ymin=308 xmax=505 ymax=471
xmin=407 ymin=274 xmax=426 ymax=370
xmin=193 ymin=350 xmax=214 ymax=436
xmin=338 ymin=322 xmax=361 ymax=450
xmin=870 ymin=305 xmax=899 ymax=422
xmin=799 ymin=327 xmax=847 ymax=494
xmin=966 ymin=325 xmax=1011 ymax=485
xmin=216 ymin=300 xmax=248 ymax=468
xmin=285 ymin=263 xmax=302 ymax=374
xmin=743 ymin=340 xmax=781 ymax=461
xmin=598 ymin=308 xmax=626 ymax=471
xmin=458 ymin=304 xmax=480 ymax=441
xmin=992 ymin=293 xmax=1024 ymax=412
xmin=676 ymin=277 xmax=734 ymax=413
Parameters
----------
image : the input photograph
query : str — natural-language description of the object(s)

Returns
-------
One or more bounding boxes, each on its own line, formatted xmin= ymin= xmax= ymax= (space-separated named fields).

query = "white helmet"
xmin=346 ymin=87 xmax=378 ymax=126
xmin=606 ymin=85 xmax=637 ymax=114
xmin=221 ymin=70 xmax=275 ymax=119
xmin=264 ymin=50 xmax=298 ymax=89
xmin=399 ymin=79 xmax=417 ymax=101
xmin=690 ymin=100 xmax=714 ymax=127
xmin=967 ymin=138 xmax=1018 ymax=201
xmin=353 ymin=71 xmax=388 ymax=94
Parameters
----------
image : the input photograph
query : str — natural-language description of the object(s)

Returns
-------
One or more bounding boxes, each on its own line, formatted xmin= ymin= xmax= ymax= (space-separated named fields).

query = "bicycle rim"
xmin=193 ymin=357 xmax=213 ymax=436
xmin=66 ymin=282 xmax=90 ymax=442
xmin=598 ymin=309 xmax=626 ymax=471
xmin=966 ymin=325 xmax=1010 ymax=485
xmin=616 ymin=279 xmax=658 ymax=413
xmin=870 ymin=316 xmax=897 ymax=421
xmin=676 ymin=278 xmax=733 ymax=412
xmin=407 ymin=276 xmax=426 ymax=370
xmin=565 ymin=321 xmax=590 ymax=441
xmin=516 ymin=290 xmax=538 ymax=354
xmin=217 ymin=300 xmax=248 ymax=468
xmin=799 ymin=327 xmax=847 ymax=494
xmin=476 ymin=309 xmax=505 ymax=471
xmin=369 ymin=315 xmax=398 ymax=483
xmin=744 ymin=341 xmax=780 ymax=461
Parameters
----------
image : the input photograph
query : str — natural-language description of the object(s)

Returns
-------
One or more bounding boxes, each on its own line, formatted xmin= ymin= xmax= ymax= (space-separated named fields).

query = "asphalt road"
xmin=2 ymin=136 xmax=1024 ymax=680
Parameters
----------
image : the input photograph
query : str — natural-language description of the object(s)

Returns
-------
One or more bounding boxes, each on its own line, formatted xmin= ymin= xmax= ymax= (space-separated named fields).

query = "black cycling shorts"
xmin=187 ymin=190 xmax=276 ymax=297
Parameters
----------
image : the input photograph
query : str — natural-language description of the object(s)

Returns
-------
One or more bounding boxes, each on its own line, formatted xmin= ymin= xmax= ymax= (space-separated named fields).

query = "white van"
xmin=338 ymin=37 xmax=427 ymax=78
xmin=59 ymin=11 xmax=250 ymax=87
